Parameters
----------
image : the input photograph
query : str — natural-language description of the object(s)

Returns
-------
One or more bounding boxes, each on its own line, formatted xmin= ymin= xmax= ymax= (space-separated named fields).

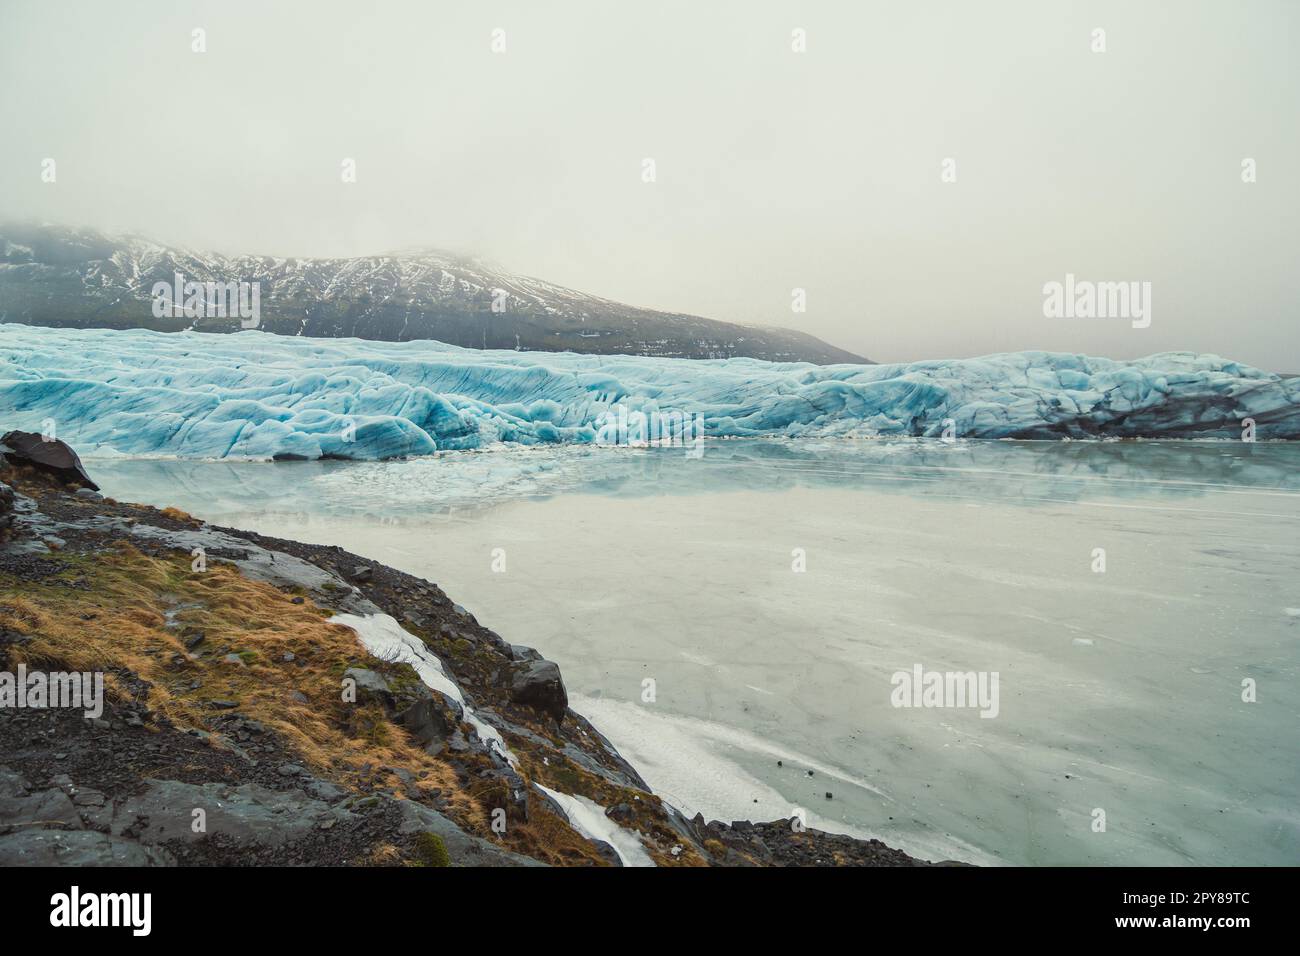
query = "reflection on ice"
xmin=92 ymin=438 xmax=1300 ymax=525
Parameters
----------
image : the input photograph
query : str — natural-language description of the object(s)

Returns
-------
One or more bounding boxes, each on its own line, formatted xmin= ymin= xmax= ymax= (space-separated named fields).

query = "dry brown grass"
xmin=0 ymin=542 xmax=478 ymax=825
xmin=366 ymin=843 xmax=404 ymax=866
xmin=0 ymin=536 xmax=701 ymax=866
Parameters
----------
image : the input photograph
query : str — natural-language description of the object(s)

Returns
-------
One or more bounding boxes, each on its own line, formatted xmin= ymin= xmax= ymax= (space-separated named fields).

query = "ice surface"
xmin=2 ymin=324 xmax=1296 ymax=460
xmin=567 ymin=693 xmax=997 ymax=866
xmin=88 ymin=438 xmax=1300 ymax=525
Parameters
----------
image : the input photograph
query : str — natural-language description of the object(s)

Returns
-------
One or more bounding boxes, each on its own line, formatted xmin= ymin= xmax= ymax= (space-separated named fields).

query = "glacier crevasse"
xmin=1 ymin=324 xmax=1296 ymax=459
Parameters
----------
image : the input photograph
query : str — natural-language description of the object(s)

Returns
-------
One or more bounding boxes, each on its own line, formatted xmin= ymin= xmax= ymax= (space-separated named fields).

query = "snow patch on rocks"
xmin=330 ymin=612 xmax=517 ymax=766
xmin=535 ymin=783 xmax=655 ymax=867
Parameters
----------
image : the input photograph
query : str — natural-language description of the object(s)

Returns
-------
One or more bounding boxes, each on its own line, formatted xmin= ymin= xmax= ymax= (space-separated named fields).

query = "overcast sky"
xmin=1 ymin=0 xmax=1296 ymax=369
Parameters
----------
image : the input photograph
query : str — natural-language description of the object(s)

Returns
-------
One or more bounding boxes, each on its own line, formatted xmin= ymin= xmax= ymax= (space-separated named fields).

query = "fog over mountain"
xmin=0 ymin=0 xmax=1296 ymax=368
xmin=0 ymin=222 xmax=865 ymax=362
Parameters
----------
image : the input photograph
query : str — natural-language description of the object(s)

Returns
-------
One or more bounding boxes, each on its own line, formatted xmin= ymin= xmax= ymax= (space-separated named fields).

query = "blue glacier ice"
xmin=1 ymin=324 xmax=1297 ymax=460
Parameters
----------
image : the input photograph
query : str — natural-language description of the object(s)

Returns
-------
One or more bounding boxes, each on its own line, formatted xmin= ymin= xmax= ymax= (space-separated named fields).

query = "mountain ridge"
xmin=0 ymin=222 xmax=869 ymax=364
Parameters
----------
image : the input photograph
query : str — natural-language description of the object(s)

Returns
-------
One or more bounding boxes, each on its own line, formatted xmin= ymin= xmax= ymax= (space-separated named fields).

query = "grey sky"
xmin=1 ymin=0 xmax=1296 ymax=369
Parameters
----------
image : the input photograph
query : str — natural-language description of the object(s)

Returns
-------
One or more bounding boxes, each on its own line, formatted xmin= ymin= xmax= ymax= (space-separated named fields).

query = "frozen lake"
xmin=90 ymin=440 xmax=1300 ymax=866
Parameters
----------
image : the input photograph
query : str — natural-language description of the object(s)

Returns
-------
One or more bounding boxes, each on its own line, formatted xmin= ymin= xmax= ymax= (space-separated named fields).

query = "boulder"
xmin=605 ymin=802 xmax=636 ymax=824
xmin=509 ymin=659 xmax=568 ymax=721
xmin=342 ymin=667 xmax=391 ymax=705
xmin=0 ymin=431 xmax=99 ymax=490
xmin=396 ymin=695 xmax=456 ymax=754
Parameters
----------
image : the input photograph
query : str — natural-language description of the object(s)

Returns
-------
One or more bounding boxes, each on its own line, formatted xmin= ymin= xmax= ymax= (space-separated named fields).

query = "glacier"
xmin=0 ymin=324 xmax=1297 ymax=460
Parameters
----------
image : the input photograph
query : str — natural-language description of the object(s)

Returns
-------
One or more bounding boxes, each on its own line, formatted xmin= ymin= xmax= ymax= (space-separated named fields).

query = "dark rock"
xmin=0 ymin=431 xmax=99 ymax=490
xmin=351 ymin=565 xmax=373 ymax=582
xmin=605 ymin=802 xmax=635 ymax=824
xmin=394 ymin=798 xmax=542 ymax=866
xmin=385 ymin=766 xmax=414 ymax=786
xmin=509 ymin=644 xmax=543 ymax=662
xmin=108 ymin=779 xmax=353 ymax=848
xmin=303 ymin=779 xmax=346 ymax=803
xmin=0 ymin=767 xmax=82 ymax=831
xmin=397 ymin=696 xmax=455 ymax=754
xmin=509 ymin=659 xmax=568 ymax=721
xmin=586 ymin=838 xmax=624 ymax=868
xmin=343 ymin=667 xmax=391 ymax=704
xmin=0 ymin=829 xmax=173 ymax=866
xmin=473 ymin=766 xmax=531 ymax=823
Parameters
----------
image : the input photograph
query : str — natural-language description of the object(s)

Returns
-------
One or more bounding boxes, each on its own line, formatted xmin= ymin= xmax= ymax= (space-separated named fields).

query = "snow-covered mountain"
xmin=0 ymin=222 xmax=867 ymax=364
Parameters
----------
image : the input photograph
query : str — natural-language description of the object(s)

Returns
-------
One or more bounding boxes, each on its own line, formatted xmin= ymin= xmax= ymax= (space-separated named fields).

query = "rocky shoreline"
xmin=0 ymin=431 xmax=948 ymax=867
